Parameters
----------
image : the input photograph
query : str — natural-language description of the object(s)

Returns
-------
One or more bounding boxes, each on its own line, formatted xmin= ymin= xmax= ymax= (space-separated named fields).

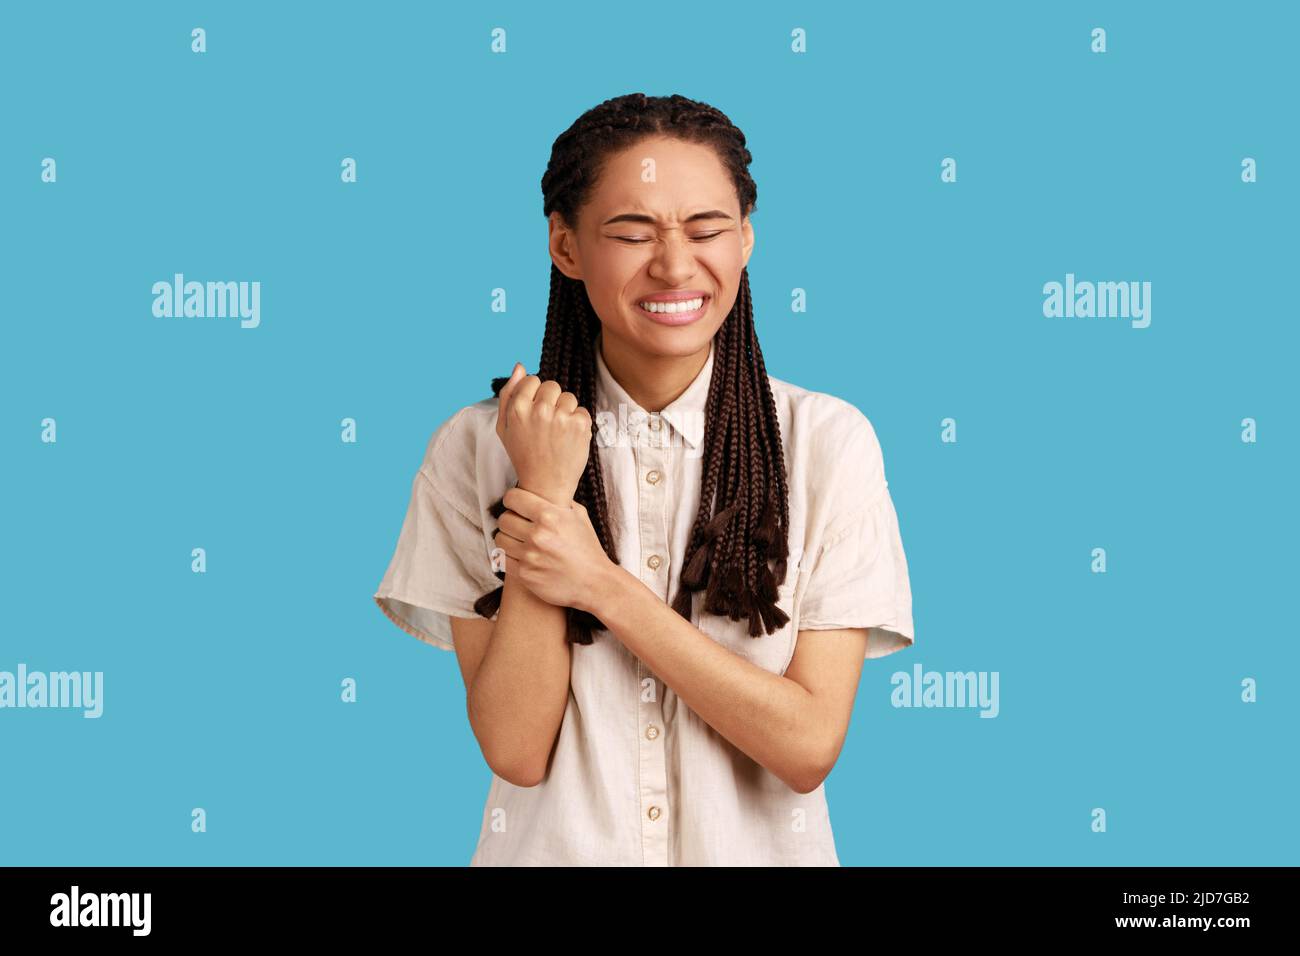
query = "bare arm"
xmin=448 ymin=364 xmax=593 ymax=788
xmin=582 ymin=564 xmax=869 ymax=794
xmin=450 ymin=541 xmax=571 ymax=789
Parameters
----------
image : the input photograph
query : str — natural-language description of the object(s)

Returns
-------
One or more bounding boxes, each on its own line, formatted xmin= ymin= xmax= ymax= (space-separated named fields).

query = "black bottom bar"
xmin=0 ymin=865 xmax=1289 ymax=940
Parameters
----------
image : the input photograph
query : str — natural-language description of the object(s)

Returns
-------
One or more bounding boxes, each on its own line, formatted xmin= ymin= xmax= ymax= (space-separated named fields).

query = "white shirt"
xmin=373 ymin=331 xmax=915 ymax=865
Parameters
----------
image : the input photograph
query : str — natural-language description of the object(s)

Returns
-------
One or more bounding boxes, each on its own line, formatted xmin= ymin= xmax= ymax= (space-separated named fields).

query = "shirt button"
xmin=649 ymin=416 xmax=662 ymax=431
xmin=645 ymin=724 xmax=659 ymax=740
xmin=646 ymin=469 xmax=661 ymax=485
xmin=647 ymin=806 xmax=662 ymax=821
xmin=646 ymin=554 xmax=662 ymax=571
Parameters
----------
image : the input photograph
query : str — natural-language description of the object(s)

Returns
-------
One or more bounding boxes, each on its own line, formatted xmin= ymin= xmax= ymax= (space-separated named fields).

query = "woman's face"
xmin=549 ymin=134 xmax=754 ymax=361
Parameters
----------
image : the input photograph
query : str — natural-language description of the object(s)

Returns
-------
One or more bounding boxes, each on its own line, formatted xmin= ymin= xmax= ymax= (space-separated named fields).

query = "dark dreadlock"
xmin=472 ymin=92 xmax=790 ymax=645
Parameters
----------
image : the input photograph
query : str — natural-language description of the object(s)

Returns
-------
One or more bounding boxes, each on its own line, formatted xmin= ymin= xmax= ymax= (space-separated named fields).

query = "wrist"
xmin=515 ymin=478 xmax=575 ymax=507
xmin=576 ymin=558 xmax=631 ymax=616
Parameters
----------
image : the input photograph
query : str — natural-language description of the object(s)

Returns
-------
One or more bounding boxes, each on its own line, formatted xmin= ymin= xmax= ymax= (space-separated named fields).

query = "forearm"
xmin=467 ymin=482 xmax=574 ymax=786
xmin=468 ymin=572 xmax=570 ymax=785
xmin=581 ymin=564 xmax=829 ymax=794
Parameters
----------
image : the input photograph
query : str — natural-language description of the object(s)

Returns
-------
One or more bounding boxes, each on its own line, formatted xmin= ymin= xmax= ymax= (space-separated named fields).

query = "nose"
xmin=647 ymin=231 xmax=698 ymax=285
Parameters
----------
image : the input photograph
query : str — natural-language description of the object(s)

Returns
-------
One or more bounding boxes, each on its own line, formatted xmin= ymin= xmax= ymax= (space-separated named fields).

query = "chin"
xmin=637 ymin=322 xmax=717 ymax=355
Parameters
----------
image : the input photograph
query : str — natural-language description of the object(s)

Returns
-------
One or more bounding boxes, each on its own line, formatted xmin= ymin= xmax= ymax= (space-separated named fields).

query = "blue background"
xmin=1 ymin=0 xmax=1295 ymax=865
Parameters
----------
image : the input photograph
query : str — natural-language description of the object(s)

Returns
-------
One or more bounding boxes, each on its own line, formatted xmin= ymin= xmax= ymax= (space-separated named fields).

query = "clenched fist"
xmin=495 ymin=362 xmax=593 ymax=505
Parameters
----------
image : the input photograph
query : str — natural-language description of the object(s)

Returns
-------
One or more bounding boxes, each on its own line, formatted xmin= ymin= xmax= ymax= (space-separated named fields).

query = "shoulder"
xmin=766 ymin=373 xmax=891 ymax=541
xmin=767 ymin=373 xmax=885 ymax=481
xmin=418 ymin=396 xmax=497 ymax=464
xmin=416 ymin=396 xmax=508 ymax=508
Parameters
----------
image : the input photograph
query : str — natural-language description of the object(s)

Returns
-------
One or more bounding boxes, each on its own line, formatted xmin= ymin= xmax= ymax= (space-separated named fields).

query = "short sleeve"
xmin=797 ymin=410 xmax=915 ymax=660
xmin=373 ymin=410 xmax=501 ymax=652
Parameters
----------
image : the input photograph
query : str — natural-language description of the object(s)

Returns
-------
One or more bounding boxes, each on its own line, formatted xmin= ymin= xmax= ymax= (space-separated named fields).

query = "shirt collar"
xmin=593 ymin=329 xmax=713 ymax=450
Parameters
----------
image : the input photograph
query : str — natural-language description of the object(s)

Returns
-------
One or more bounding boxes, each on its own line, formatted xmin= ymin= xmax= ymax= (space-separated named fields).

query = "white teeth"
xmin=638 ymin=297 xmax=704 ymax=314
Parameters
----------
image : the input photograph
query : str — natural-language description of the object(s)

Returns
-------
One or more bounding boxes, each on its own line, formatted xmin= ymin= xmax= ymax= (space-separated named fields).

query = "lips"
xmin=635 ymin=293 xmax=710 ymax=326
xmin=637 ymin=290 xmax=710 ymax=303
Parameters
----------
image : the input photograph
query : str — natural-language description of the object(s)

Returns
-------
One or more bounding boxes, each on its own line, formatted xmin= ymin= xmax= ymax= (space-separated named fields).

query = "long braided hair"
xmin=472 ymin=92 xmax=790 ymax=645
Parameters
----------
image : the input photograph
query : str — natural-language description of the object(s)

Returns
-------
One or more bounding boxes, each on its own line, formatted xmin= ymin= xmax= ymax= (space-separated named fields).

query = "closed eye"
xmin=613 ymin=232 xmax=724 ymax=244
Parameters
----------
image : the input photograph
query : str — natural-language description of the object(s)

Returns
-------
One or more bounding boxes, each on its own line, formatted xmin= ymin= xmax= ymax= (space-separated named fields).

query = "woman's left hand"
xmin=493 ymin=486 xmax=615 ymax=611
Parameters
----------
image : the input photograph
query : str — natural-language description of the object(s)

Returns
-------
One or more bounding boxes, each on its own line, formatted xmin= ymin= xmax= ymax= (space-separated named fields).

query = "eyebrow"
xmin=601 ymin=210 xmax=734 ymax=226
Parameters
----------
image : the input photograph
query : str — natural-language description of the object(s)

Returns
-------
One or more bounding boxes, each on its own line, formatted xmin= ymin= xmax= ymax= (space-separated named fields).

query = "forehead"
xmin=587 ymin=136 xmax=736 ymax=219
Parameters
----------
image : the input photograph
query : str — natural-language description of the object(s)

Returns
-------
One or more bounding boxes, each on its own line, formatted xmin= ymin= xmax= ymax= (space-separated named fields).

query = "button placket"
xmin=634 ymin=431 xmax=670 ymax=866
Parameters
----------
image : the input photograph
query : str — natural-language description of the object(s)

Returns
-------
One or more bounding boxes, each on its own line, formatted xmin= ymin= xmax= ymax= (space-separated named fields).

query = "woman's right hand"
xmin=495 ymin=363 xmax=593 ymax=504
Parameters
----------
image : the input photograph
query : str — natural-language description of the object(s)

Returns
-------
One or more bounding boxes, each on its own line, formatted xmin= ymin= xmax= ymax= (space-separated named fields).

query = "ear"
xmin=548 ymin=211 xmax=583 ymax=281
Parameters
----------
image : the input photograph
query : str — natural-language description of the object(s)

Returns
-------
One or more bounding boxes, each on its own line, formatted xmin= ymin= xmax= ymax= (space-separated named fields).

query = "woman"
xmin=374 ymin=92 xmax=914 ymax=866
